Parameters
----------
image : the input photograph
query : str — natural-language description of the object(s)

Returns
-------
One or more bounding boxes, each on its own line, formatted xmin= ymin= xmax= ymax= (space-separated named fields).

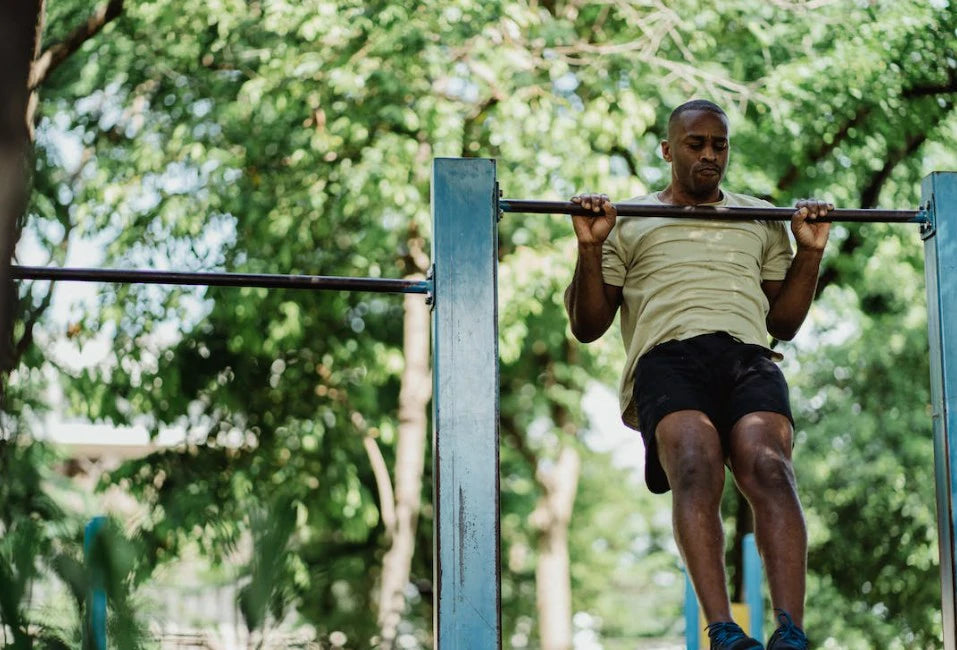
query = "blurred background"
xmin=2 ymin=0 xmax=956 ymax=647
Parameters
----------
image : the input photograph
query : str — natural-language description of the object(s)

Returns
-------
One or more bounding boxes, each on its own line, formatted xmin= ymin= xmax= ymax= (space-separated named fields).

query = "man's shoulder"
xmin=612 ymin=193 xmax=667 ymax=243
xmin=722 ymin=189 xmax=775 ymax=208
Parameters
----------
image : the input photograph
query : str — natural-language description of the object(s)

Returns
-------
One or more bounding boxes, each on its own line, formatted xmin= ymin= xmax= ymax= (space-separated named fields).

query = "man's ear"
xmin=661 ymin=140 xmax=672 ymax=162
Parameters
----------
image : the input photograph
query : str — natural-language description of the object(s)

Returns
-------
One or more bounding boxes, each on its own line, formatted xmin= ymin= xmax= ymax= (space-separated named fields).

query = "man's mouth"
xmin=697 ymin=166 xmax=720 ymax=176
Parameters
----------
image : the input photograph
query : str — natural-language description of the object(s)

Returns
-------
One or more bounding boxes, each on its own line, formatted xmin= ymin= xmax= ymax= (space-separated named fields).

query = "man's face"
xmin=661 ymin=110 xmax=730 ymax=198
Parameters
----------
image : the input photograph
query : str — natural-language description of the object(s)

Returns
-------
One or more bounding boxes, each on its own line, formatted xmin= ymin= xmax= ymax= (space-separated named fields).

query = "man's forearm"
xmin=565 ymin=244 xmax=616 ymax=342
xmin=766 ymin=247 xmax=825 ymax=340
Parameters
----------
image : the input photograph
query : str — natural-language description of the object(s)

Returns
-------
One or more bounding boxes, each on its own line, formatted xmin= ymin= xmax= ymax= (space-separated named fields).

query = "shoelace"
xmin=707 ymin=621 xmax=748 ymax=645
xmin=773 ymin=609 xmax=808 ymax=648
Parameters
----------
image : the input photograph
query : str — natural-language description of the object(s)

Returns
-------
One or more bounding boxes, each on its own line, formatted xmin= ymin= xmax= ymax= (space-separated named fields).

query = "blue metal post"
xmin=923 ymin=172 xmax=957 ymax=650
xmin=431 ymin=158 xmax=501 ymax=648
xmin=742 ymin=533 xmax=763 ymax=641
xmin=84 ymin=516 xmax=107 ymax=650
xmin=685 ymin=572 xmax=700 ymax=649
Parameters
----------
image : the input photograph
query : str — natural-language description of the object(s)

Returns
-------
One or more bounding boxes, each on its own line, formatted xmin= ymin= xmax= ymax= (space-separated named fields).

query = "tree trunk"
xmin=531 ymin=445 xmax=581 ymax=650
xmin=376 ymin=278 xmax=431 ymax=648
xmin=1 ymin=0 xmax=125 ymax=391
xmin=0 ymin=0 xmax=41 ymax=383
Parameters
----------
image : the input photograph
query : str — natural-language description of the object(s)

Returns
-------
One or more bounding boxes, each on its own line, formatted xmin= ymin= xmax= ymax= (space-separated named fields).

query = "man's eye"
xmin=715 ymin=143 xmax=728 ymax=151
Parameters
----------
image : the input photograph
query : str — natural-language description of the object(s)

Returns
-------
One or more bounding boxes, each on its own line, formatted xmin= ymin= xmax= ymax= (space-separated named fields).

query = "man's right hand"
xmin=570 ymin=193 xmax=617 ymax=247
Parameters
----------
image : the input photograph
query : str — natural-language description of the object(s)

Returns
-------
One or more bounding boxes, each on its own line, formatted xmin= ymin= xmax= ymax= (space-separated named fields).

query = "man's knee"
xmin=730 ymin=411 xmax=797 ymax=494
xmin=656 ymin=411 xmax=725 ymax=496
xmin=668 ymin=457 xmax=725 ymax=497
xmin=734 ymin=448 xmax=796 ymax=496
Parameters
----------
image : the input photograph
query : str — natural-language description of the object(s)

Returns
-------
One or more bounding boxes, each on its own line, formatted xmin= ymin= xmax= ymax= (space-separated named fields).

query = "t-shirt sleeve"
xmin=601 ymin=226 xmax=626 ymax=287
xmin=761 ymin=221 xmax=793 ymax=281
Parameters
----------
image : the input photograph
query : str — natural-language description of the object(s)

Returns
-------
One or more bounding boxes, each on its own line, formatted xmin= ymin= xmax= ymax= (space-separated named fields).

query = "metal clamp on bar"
xmin=495 ymin=182 xmax=503 ymax=223
xmin=425 ymin=264 xmax=435 ymax=307
xmin=921 ymin=199 xmax=937 ymax=240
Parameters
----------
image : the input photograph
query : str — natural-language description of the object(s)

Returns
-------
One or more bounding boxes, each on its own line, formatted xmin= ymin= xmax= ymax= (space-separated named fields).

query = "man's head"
xmin=662 ymin=99 xmax=729 ymax=201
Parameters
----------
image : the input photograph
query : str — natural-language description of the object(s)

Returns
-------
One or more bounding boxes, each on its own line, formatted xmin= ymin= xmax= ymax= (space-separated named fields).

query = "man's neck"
xmin=658 ymin=184 xmax=723 ymax=206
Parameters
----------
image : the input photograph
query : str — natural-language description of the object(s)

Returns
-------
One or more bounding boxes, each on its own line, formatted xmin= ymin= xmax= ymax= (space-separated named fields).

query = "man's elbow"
xmin=767 ymin=320 xmax=798 ymax=341
xmin=571 ymin=326 xmax=600 ymax=344
xmin=570 ymin=315 xmax=612 ymax=343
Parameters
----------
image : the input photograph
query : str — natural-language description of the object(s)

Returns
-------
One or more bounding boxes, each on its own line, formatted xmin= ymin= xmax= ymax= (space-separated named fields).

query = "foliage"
xmin=13 ymin=0 xmax=957 ymax=647
xmin=0 ymin=438 xmax=147 ymax=649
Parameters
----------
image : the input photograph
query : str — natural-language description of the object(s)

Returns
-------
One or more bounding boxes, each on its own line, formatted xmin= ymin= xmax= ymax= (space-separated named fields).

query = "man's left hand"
xmin=791 ymin=199 xmax=833 ymax=253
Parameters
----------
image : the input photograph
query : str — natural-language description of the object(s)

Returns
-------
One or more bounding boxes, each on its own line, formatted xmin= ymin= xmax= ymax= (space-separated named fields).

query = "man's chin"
xmin=691 ymin=177 xmax=722 ymax=197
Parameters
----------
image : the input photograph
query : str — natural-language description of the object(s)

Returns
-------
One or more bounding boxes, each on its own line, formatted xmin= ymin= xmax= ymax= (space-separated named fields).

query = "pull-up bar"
xmin=10 ymin=265 xmax=432 ymax=294
xmin=499 ymin=198 xmax=927 ymax=224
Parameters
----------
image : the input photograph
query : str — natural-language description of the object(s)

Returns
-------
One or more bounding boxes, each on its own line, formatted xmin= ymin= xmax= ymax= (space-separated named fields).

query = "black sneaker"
xmin=706 ymin=621 xmax=764 ymax=650
xmin=766 ymin=609 xmax=809 ymax=650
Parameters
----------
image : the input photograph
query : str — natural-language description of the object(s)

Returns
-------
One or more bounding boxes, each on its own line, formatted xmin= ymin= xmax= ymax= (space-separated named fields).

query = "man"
xmin=564 ymin=99 xmax=830 ymax=650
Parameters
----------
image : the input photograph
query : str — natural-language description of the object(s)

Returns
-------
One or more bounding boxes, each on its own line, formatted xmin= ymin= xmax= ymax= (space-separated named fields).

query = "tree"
xmin=17 ymin=1 xmax=957 ymax=648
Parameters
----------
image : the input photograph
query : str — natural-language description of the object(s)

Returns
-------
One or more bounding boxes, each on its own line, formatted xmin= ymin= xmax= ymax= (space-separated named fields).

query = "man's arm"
xmin=763 ymin=199 xmax=833 ymax=341
xmin=564 ymin=193 xmax=623 ymax=343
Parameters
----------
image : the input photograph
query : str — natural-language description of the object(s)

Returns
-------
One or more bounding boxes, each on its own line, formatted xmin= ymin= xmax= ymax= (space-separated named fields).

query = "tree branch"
xmin=363 ymin=434 xmax=396 ymax=538
xmin=460 ymin=95 xmax=500 ymax=158
xmin=811 ymin=99 xmax=954 ymax=300
xmin=609 ymin=145 xmax=639 ymax=179
xmin=28 ymin=0 xmax=124 ymax=90
xmin=858 ymin=129 xmax=932 ymax=209
xmin=777 ymin=75 xmax=957 ymax=194
xmin=902 ymin=68 xmax=957 ymax=99
xmin=500 ymin=413 xmax=541 ymax=480
xmin=776 ymin=105 xmax=872 ymax=193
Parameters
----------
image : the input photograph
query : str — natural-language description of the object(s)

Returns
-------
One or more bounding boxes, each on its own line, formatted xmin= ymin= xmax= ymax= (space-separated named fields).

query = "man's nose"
xmin=700 ymin=146 xmax=717 ymax=161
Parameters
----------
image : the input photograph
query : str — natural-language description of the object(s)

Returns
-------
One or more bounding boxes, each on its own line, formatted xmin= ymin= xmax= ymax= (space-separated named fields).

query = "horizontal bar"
xmin=11 ymin=266 xmax=431 ymax=294
xmin=499 ymin=199 xmax=926 ymax=224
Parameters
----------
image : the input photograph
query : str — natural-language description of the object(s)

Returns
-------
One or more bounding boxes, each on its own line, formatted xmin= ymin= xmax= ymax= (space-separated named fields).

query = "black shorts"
xmin=633 ymin=332 xmax=793 ymax=494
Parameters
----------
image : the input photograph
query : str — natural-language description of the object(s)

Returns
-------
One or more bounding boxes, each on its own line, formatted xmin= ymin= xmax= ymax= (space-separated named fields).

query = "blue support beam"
xmin=685 ymin=572 xmax=701 ymax=650
xmin=84 ymin=516 xmax=107 ymax=650
xmin=431 ymin=158 xmax=501 ymax=649
xmin=923 ymin=172 xmax=957 ymax=650
xmin=742 ymin=533 xmax=763 ymax=641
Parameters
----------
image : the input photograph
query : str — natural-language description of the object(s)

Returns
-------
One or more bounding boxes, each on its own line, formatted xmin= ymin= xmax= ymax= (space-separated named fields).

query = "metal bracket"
xmin=495 ymin=182 xmax=503 ymax=222
xmin=921 ymin=198 xmax=937 ymax=240
xmin=425 ymin=263 xmax=435 ymax=307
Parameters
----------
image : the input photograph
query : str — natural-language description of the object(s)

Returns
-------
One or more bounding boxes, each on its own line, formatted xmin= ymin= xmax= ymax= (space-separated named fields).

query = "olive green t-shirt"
xmin=601 ymin=190 xmax=794 ymax=430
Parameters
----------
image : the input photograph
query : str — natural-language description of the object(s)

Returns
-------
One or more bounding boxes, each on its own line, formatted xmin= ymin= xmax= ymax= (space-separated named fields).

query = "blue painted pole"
xmin=431 ymin=158 xmax=501 ymax=649
xmin=742 ymin=533 xmax=763 ymax=640
xmin=84 ymin=516 xmax=107 ymax=650
xmin=685 ymin=571 xmax=700 ymax=650
xmin=922 ymin=172 xmax=957 ymax=650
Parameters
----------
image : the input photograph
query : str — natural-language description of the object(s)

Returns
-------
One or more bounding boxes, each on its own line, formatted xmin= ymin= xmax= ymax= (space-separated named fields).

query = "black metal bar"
xmin=10 ymin=265 xmax=431 ymax=294
xmin=499 ymin=199 xmax=926 ymax=224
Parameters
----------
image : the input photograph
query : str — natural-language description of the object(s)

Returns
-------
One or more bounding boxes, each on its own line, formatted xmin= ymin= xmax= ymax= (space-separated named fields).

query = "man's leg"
xmin=655 ymin=409 xmax=733 ymax=623
xmin=728 ymin=412 xmax=807 ymax=626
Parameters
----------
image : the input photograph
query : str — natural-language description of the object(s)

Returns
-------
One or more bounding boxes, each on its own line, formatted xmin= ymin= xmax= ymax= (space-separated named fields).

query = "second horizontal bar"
xmin=11 ymin=266 xmax=432 ymax=294
xmin=499 ymin=199 xmax=926 ymax=224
